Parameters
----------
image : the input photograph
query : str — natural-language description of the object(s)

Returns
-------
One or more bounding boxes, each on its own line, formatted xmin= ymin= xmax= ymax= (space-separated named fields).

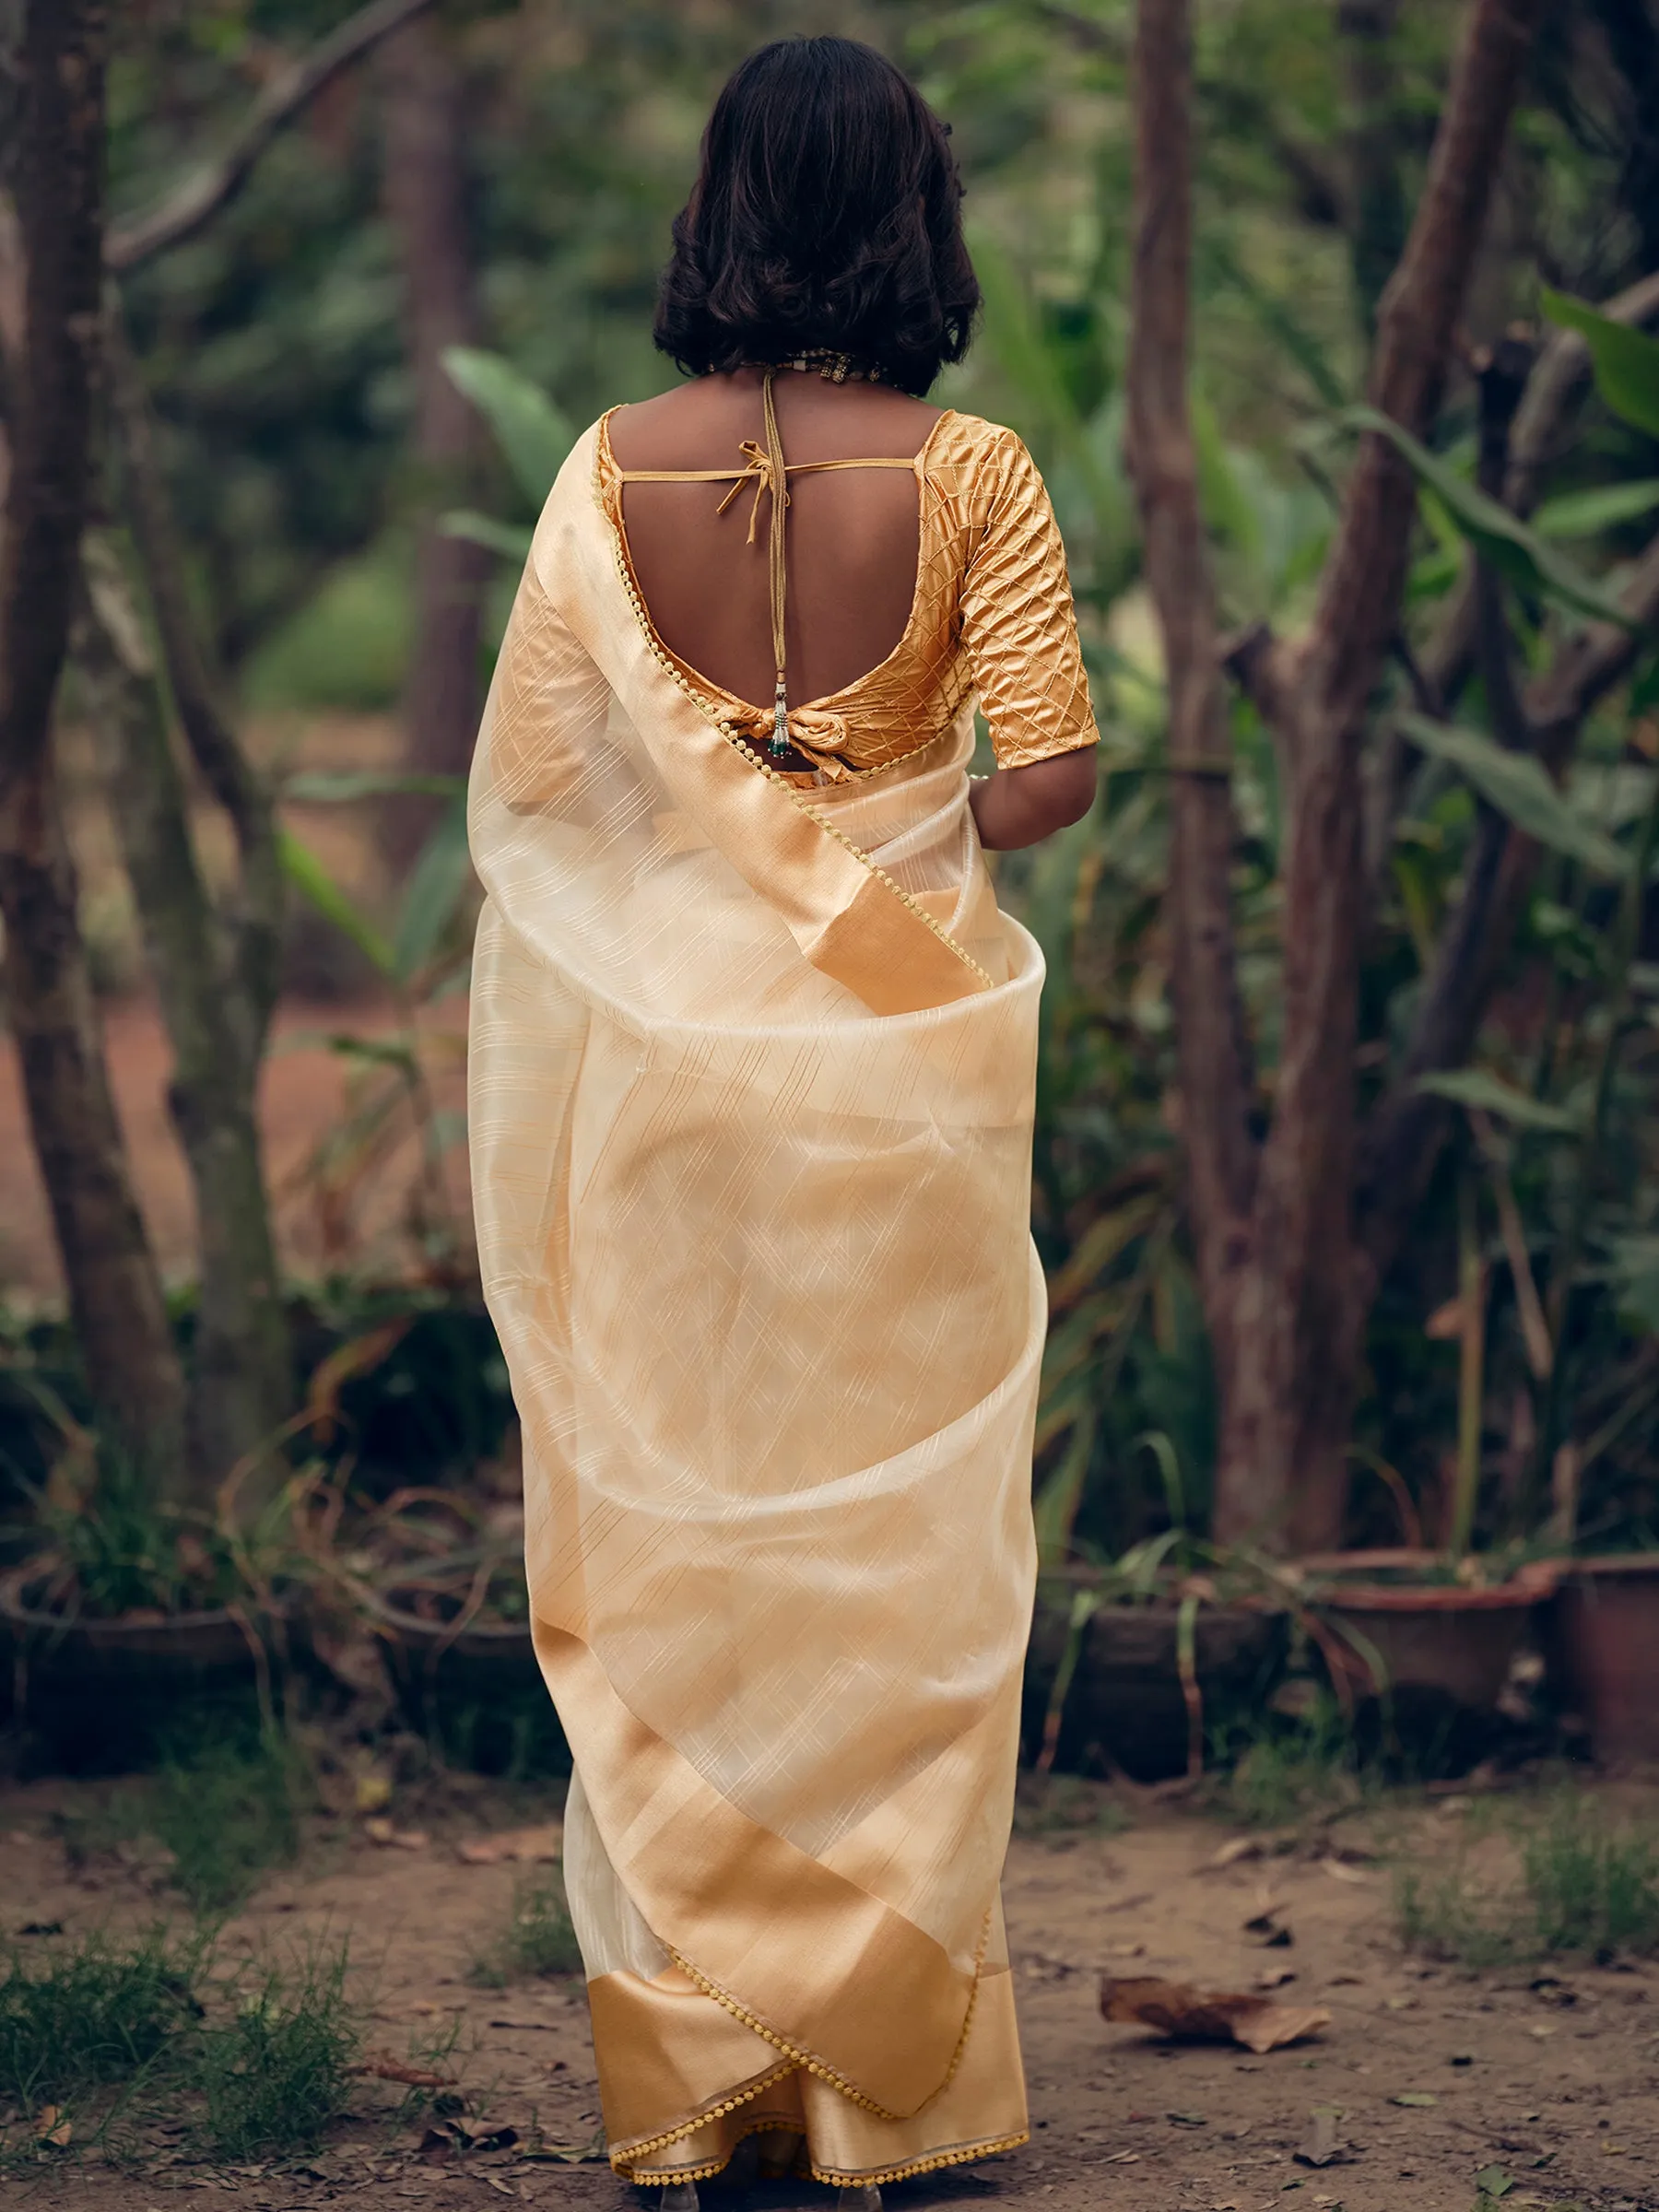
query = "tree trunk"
xmin=0 ymin=774 xmax=187 ymax=1466
xmin=379 ymin=14 xmax=488 ymax=863
xmin=76 ymin=539 xmax=291 ymax=1499
xmin=0 ymin=0 xmax=186 ymax=1470
xmin=1130 ymin=0 xmax=1547 ymax=1551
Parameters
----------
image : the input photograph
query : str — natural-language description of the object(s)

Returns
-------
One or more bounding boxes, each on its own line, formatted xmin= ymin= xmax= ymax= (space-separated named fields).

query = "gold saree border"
xmin=533 ymin=1622 xmax=981 ymax=2117
xmin=540 ymin=423 xmax=993 ymax=1018
xmin=603 ymin=1962 xmax=1029 ymax=2188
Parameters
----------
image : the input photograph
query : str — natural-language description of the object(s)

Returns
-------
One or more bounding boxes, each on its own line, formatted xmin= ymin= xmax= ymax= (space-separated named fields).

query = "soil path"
xmin=3 ymin=1774 xmax=1655 ymax=2212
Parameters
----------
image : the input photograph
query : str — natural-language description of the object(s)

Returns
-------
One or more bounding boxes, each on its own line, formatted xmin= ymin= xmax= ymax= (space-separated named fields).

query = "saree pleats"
xmin=467 ymin=426 xmax=1043 ymax=2182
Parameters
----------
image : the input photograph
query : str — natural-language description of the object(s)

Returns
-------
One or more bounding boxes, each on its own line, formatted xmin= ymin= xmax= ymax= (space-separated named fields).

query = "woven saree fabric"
xmin=467 ymin=415 xmax=1089 ymax=2186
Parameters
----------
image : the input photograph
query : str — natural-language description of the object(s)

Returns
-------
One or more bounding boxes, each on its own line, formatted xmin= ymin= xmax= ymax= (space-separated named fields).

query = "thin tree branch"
xmin=106 ymin=0 xmax=440 ymax=273
xmin=1303 ymin=0 xmax=1547 ymax=736
xmin=1355 ymin=530 xmax=1659 ymax=1282
xmin=1471 ymin=331 xmax=1536 ymax=757
xmin=76 ymin=539 xmax=293 ymax=1488
xmin=102 ymin=303 xmax=282 ymax=1041
xmin=1126 ymin=0 xmax=1257 ymax=1314
xmin=1414 ymin=265 xmax=1659 ymax=715
xmin=1035 ymin=4 xmax=1347 ymax=229
xmin=0 ymin=1 xmax=103 ymax=796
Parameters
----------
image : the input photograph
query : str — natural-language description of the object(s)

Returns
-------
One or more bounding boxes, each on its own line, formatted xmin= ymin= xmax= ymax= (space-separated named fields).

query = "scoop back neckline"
xmin=596 ymin=404 xmax=960 ymax=722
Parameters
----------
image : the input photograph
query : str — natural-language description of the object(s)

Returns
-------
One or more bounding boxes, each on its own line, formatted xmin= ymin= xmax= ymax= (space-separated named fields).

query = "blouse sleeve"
xmin=959 ymin=429 xmax=1099 ymax=771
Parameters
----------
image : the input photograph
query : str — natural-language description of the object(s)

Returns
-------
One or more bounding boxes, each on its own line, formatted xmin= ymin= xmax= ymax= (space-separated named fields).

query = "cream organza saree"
xmin=468 ymin=406 xmax=1096 ymax=2187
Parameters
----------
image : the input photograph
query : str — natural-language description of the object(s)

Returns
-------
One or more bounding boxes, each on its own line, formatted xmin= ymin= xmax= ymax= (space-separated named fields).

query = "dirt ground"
xmin=2 ymin=1770 xmax=1655 ymax=2212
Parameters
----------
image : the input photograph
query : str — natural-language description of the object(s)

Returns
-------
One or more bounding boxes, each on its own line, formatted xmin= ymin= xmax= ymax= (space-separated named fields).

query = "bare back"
xmin=606 ymin=368 xmax=941 ymax=710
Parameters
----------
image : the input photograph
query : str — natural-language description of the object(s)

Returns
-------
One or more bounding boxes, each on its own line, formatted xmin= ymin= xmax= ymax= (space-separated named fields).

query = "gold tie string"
xmin=609 ymin=365 xmax=917 ymax=761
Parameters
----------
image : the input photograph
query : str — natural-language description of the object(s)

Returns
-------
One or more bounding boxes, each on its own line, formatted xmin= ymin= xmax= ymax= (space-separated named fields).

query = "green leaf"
xmin=1533 ymin=478 xmax=1659 ymax=539
xmin=317 ymin=1031 xmax=420 ymax=1077
xmin=1390 ymin=2091 xmax=1438 ymax=2108
xmin=1342 ymin=406 xmax=1639 ymax=629
xmin=393 ymin=793 xmax=473 ymax=984
xmin=440 ymin=508 xmax=535 ymax=562
xmin=1610 ymin=1236 xmax=1659 ymax=1332
xmin=969 ymin=226 xmax=1119 ymax=520
xmin=1399 ymin=713 xmax=1630 ymax=877
xmin=1540 ymin=288 xmax=1659 ymax=438
xmin=283 ymin=770 xmax=465 ymax=804
xmin=1475 ymin=2168 xmax=1514 ymax=2199
xmin=441 ymin=347 xmax=575 ymax=508
xmin=278 ymin=831 xmax=392 ymax=975
xmin=970 ymin=228 xmax=1083 ymax=445
xmin=1415 ymin=1069 xmax=1583 ymax=1136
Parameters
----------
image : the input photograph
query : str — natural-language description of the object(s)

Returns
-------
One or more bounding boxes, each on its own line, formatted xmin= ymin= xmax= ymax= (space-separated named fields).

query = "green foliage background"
xmin=97 ymin=0 xmax=1659 ymax=1560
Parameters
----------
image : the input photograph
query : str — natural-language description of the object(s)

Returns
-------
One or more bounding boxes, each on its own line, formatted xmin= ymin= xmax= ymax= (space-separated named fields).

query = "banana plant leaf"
xmin=1414 ymin=1067 xmax=1583 ymax=1135
xmin=441 ymin=346 xmax=575 ymax=508
xmin=1540 ymin=288 xmax=1659 ymax=440
xmin=1342 ymin=406 xmax=1639 ymax=629
xmin=278 ymin=830 xmax=393 ymax=975
xmin=393 ymin=792 xmax=473 ymax=985
xmin=1533 ymin=478 xmax=1659 ymax=540
xmin=1399 ymin=712 xmax=1630 ymax=877
xmin=970 ymin=227 xmax=1119 ymax=519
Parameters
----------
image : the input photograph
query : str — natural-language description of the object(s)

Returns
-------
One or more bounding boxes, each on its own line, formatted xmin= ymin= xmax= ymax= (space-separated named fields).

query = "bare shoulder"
xmin=609 ymin=373 xmax=944 ymax=470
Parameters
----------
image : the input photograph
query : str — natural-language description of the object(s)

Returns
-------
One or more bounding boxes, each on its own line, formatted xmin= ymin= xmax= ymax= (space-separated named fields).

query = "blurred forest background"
xmin=3 ymin=0 xmax=1659 ymax=1611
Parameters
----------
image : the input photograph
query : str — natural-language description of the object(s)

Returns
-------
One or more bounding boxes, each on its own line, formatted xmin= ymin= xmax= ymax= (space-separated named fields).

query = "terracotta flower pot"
xmin=1301 ymin=1551 xmax=1559 ymax=1712
xmin=362 ymin=1582 xmax=569 ymax=1778
xmin=1547 ymin=1555 xmax=1659 ymax=1764
xmin=1023 ymin=1580 xmax=1288 ymax=1782
xmin=0 ymin=1567 xmax=293 ymax=1774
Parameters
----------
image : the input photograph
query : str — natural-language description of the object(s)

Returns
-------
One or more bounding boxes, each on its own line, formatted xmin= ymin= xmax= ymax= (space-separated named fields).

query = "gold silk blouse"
xmin=595 ymin=405 xmax=1100 ymax=785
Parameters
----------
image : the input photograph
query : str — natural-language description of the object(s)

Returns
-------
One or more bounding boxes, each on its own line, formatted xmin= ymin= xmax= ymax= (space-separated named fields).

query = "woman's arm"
xmin=958 ymin=429 xmax=1100 ymax=845
xmin=970 ymin=747 xmax=1097 ymax=850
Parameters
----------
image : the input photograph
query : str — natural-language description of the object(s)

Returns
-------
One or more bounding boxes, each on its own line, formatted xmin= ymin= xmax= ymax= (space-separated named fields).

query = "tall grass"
xmin=0 ymin=1929 xmax=360 ymax=2166
xmin=468 ymin=1868 xmax=582 ymax=1987
xmin=1396 ymin=1794 xmax=1659 ymax=1963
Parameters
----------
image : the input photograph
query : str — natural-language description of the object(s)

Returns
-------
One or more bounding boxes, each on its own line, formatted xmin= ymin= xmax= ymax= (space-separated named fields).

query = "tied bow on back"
xmin=715 ymin=440 xmax=789 ymax=546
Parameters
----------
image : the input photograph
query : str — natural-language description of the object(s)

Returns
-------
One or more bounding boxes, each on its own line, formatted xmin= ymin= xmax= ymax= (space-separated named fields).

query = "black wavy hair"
xmin=653 ymin=37 xmax=980 ymax=398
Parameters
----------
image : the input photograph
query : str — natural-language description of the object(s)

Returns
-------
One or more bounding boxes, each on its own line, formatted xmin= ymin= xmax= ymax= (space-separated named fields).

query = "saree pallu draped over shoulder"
xmin=467 ymin=423 xmax=1046 ymax=2187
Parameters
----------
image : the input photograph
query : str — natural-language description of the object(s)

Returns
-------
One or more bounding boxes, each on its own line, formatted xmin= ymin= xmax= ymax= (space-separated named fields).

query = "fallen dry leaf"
xmin=33 ymin=2105 xmax=72 ymax=2148
xmin=456 ymin=1824 xmax=564 ymax=1866
xmin=522 ymin=2125 xmax=608 ymax=2164
xmin=1319 ymin=1856 xmax=1371 ymax=1884
xmin=419 ymin=2120 xmax=521 ymax=2157
xmin=1100 ymin=1975 xmax=1331 ymax=2054
xmin=355 ymin=1772 xmax=394 ymax=1814
xmin=1206 ymin=1836 xmax=1265 ymax=1871
xmin=1295 ymin=2106 xmax=1347 ymax=2168
xmin=363 ymin=1818 xmax=429 ymax=1851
